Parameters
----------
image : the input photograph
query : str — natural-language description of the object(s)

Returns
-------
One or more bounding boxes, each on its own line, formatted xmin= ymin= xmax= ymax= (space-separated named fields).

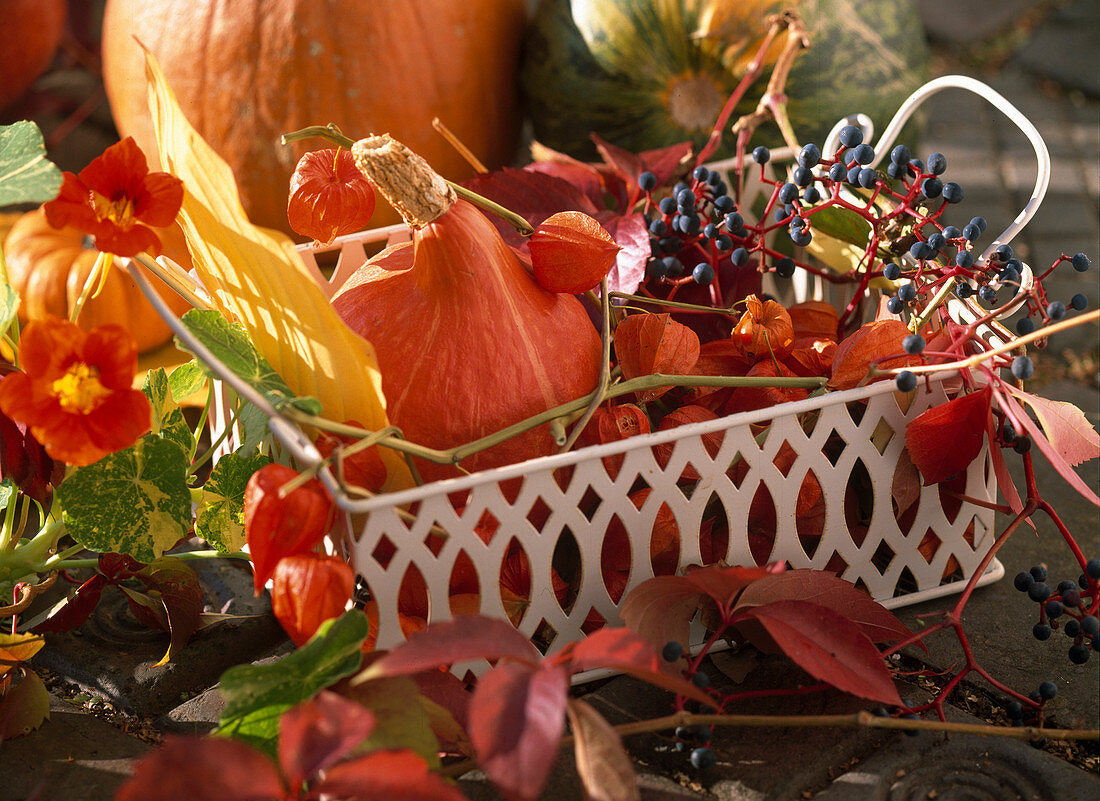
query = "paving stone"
xmin=29 ymin=552 xmax=288 ymax=718
xmin=918 ymin=0 xmax=1039 ymax=46
xmin=1013 ymin=1 xmax=1100 ymax=98
xmin=0 ymin=694 xmax=150 ymax=801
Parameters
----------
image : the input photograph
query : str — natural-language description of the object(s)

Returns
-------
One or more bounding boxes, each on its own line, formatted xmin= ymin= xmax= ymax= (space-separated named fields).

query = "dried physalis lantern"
xmin=286 ymin=148 xmax=376 ymax=244
xmin=528 ymin=210 xmax=620 ymax=293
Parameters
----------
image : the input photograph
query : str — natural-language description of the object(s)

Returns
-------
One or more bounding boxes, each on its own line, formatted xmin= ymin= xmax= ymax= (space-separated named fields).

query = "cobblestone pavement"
xmin=2 ymin=2 xmax=1098 ymax=800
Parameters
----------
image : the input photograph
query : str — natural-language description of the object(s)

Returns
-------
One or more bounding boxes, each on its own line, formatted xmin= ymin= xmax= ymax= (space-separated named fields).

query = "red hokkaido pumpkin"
xmin=332 ymin=135 xmax=602 ymax=484
xmin=100 ymin=0 xmax=527 ymax=234
xmin=0 ymin=0 xmax=66 ymax=112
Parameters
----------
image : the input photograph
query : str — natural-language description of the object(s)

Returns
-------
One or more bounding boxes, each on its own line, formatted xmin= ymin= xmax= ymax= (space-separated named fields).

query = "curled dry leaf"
xmin=529 ymin=210 xmax=621 ymax=294
xmin=614 ymin=313 xmax=700 ymax=403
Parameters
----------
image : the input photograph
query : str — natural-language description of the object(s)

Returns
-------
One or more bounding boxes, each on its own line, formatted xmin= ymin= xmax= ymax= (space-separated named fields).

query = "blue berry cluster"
xmin=1013 ymin=559 xmax=1100 ymax=664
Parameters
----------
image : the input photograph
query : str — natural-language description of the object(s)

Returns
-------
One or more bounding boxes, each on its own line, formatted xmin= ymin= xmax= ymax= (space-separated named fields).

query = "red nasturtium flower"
xmin=0 ymin=317 xmax=152 ymax=466
xmin=42 ymin=136 xmax=183 ymax=257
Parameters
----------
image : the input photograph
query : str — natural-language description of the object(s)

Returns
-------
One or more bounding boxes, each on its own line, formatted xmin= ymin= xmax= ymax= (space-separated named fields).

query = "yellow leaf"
xmin=141 ymin=49 xmax=411 ymax=490
xmin=0 ymin=632 xmax=46 ymax=681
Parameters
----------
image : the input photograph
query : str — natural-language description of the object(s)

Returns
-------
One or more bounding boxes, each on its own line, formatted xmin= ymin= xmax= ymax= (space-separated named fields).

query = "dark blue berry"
xmin=1014 ymin=571 xmax=1035 ymax=591
xmin=713 ymin=195 xmax=735 ymax=214
xmin=858 ymin=167 xmax=878 ymax=188
xmin=956 ymin=250 xmax=975 ymax=268
xmin=890 ymin=144 xmax=911 ymax=164
xmin=803 ymin=186 xmax=821 ymax=204
xmin=883 ymin=262 xmax=901 ymax=281
xmin=798 ymin=143 xmax=821 ymax=167
xmin=1087 ymin=558 xmax=1100 ymax=579
xmin=649 ymin=219 xmax=668 ymax=236
xmin=660 ymin=237 xmax=680 ymax=254
xmin=1070 ymin=293 xmax=1088 ymax=311
xmin=846 ymin=165 xmax=863 ymax=185
xmin=1006 ymin=701 xmax=1024 ymax=720
xmin=679 ymin=214 xmax=700 ymax=235
xmin=1030 ymin=565 xmax=1047 ymax=581
xmin=662 ymin=641 xmax=684 ymax=662
xmin=715 ymin=234 xmax=733 ymax=251
xmin=658 ymin=196 xmax=677 ymax=215
xmin=926 ymin=152 xmax=947 ymax=175
xmin=752 ymin=146 xmax=770 ymax=164
xmin=921 ymin=177 xmax=943 ymax=199
xmin=778 ymin=182 xmax=799 ymax=203
xmin=1034 ymin=622 xmax=1053 ymax=641
xmin=910 ymin=241 xmax=934 ymax=260
xmin=1016 ymin=317 xmax=1036 ymax=335
xmin=1045 ymin=600 xmax=1065 ymax=619
xmin=723 ymin=211 xmax=743 ymax=231
xmin=638 ymin=171 xmax=657 ymax=191
xmin=941 ymin=182 xmax=964 ymax=203
xmin=693 ymin=165 xmax=710 ymax=182
xmin=790 ymin=227 xmax=812 ymax=247
xmin=903 ymin=334 xmax=925 ymax=354
xmin=792 ymin=165 xmax=812 ymax=187
xmin=897 ymin=283 xmax=917 ymax=302
xmin=901 ymin=713 xmax=921 ymax=736
xmin=993 ymin=244 xmax=1013 ymax=262
xmin=662 ymin=256 xmax=683 ymax=276
xmin=1028 ymin=581 xmax=1051 ymax=602
xmin=927 ymin=233 xmax=946 ymax=252
xmin=1011 ymin=356 xmax=1034 ymax=380
xmin=1081 ymin=616 xmax=1099 ymax=636
xmin=677 ymin=188 xmax=696 ymax=207
xmin=852 ymin=143 xmax=875 ymax=165
xmin=675 ymin=725 xmax=696 ymax=740
xmin=1039 ymin=680 xmax=1058 ymax=700
xmin=1094 ymin=634 xmax=1100 ymax=652
xmin=731 ymin=247 xmax=749 ymax=267
xmin=829 ymin=162 xmax=847 ymax=182
xmin=895 ymin=371 xmax=917 ymax=392
xmin=839 ymin=125 xmax=863 ymax=148
xmin=691 ymin=671 xmax=710 ymax=689
xmin=955 ymin=282 xmax=973 ymax=299
xmin=1000 ymin=266 xmax=1020 ymax=285
xmin=962 ymin=223 xmax=981 ymax=242
xmin=978 ymin=284 xmax=997 ymax=303
xmin=1058 ymin=579 xmax=1078 ymax=593
xmin=887 ymin=296 xmax=904 ymax=314
xmin=886 ymin=162 xmax=906 ymax=180
xmin=1071 ymin=253 xmax=1090 ymax=272
xmin=1063 ymin=588 xmax=1081 ymax=607
xmin=909 ymin=158 xmax=924 ymax=174
xmin=1069 ymin=644 xmax=1090 ymax=664
xmin=703 ymin=223 xmax=719 ymax=239
xmin=693 ymin=263 xmax=715 ymax=284
xmin=690 ymin=747 xmax=717 ymax=769
xmin=1014 ymin=435 xmax=1032 ymax=454
xmin=1064 ymin=618 xmax=1081 ymax=638
xmin=1047 ymin=301 xmax=1066 ymax=321
xmin=942 ymin=225 xmax=961 ymax=239
xmin=646 ymin=258 xmax=669 ymax=280
xmin=774 ymin=257 xmax=796 ymax=278
xmin=970 ymin=216 xmax=988 ymax=233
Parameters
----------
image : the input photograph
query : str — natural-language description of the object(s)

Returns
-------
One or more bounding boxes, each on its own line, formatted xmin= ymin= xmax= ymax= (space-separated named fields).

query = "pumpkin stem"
xmin=351 ymin=135 xmax=456 ymax=229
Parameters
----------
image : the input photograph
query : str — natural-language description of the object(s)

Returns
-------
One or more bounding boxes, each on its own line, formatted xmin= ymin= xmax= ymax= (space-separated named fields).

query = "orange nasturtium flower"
xmin=0 ymin=317 xmax=152 ymax=466
xmin=42 ymin=136 xmax=183 ymax=257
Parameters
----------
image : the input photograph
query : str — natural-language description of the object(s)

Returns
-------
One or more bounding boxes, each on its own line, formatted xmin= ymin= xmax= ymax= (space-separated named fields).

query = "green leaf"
xmin=168 ymin=360 xmax=208 ymax=403
xmin=142 ymin=367 xmax=193 ymax=456
xmin=237 ymin=401 xmax=272 ymax=453
xmin=0 ymin=478 xmax=15 ymax=512
xmin=178 ymin=309 xmax=323 ymax=415
xmin=341 ymin=675 xmax=441 ymax=768
xmin=195 ymin=450 xmax=270 ymax=552
xmin=807 ymin=204 xmax=873 ymax=248
xmin=0 ymin=122 xmax=62 ymax=207
xmin=0 ymin=282 xmax=19 ymax=337
xmin=56 ymin=434 xmax=193 ymax=562
xmin=216 ymin=609 xmax=367 ymax=754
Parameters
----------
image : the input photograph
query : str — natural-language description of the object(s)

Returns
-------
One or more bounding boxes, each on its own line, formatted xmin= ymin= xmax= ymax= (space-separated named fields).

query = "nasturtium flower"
xmin=0 ymin=317 xmax=152 ymax=466
xmin=42 ymin=137 xmax=183 ymax=257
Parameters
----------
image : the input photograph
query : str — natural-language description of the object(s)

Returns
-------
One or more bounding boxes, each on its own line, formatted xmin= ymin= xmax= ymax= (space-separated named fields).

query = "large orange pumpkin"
xmin=0 ymin=0 xmax=67 ymax=112
xmin=2 ymin=208 xmax=194 ymax=353
xmin=100 ymin=0 xmax=527 ymax=236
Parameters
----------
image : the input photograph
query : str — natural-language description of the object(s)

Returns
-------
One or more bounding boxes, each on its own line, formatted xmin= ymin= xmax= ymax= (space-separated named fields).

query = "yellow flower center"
xmin=93 ymin=193 xmax=136 ymax=229
xmin=51 ymin=363 xmax=112 ymax=414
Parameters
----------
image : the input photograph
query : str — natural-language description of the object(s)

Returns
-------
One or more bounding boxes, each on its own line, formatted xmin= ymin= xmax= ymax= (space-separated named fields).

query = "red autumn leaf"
xmin=596 ymin=211 xmax=651 ymax=296
xmin=891 ymin=447 xmax=922 ymax=520
xmin=32 ymin=573 xmax=109 ymax=633
xmin=733 ymin=569 xmax=913 ymax=645
xmin=366 ymin=615 xmax=540 ymax=678
xmin=592 ymin=133 xmax=645 ymax=198
xmin=271 ymin=553 xmax=355 ymax=647
xmin=614 ymin=313 xmax=700 ymax=403
xmin=617 ymin=576 xmax=702 ymax=657
xmin=732 ymin=600 xmax=902 ymax=705
xmin=116 ymin=735 xmax=285 ymax=801
xmin=905 ymin=386 xmax=992 ymax=485
xmin=279 ymin=690 xmax=375 ymax=791
xmin=828 ymin=319 xmax=914 ymax=391
xmin=244 ymin=463 xmax=335 ymax=594
xmin=654 ymin=404 xmax=723 ymax=481
xmin=121 ymin=557 xmax=206 ymax=666
xmin=314 ymin=420 xmax=387 ymax=494
xmin=721 ymin=359 xmax=809 ymax=416
xmin=1004 ymin=385 xmax=1100 ymax=468
xmin=463 ymin=166 xmax=601 ymax=249
xmin=286 ymin=148 xmax=376 ymax=245
xmin=566 ymin=698 xmax=640 ymax=801
xmin=638 ymin=142 xmax=695 ymax=187
xmin=469 ymin=661 xmax=570 ymax=801
xmin=316 ymin=747 xmax=468 ymax=801
xmin=530 ymin=211 xmax=621 ymax=294
xmin=564 ymin=627 xmax=714 ymax=706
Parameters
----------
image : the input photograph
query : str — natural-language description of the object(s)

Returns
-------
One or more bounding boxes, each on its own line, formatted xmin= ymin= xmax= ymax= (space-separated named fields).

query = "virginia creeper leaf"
xmin=31 ymin=573 xmax=109 ymax=634
xmin=143 ymin=50 xmax=409 ymax=490
xmin=336 ymin=674 xmax=441 ymax=768
xmin=278 ymin=690 xmax=375 ymax=791
xmin=216 ymin=609 xmax=367 ymax=754
xmin=905 ymin=386 xmax=991 ymax=485
xmin=469 ymin=661 xmax=570 ymax=801
xmin=121 ymin=556 xmax=206 ymax=666
xmin=315 ymin=748 xmax=468 ymax=801
xmin=597 ymin=211 xmax=650 ymax=296
xmin=57 ymin=434 xmax=192 ymax=562
xmin=195 ymin=450 xmax=270 ymax=552
xmin=566 ymin=698 xmax=640 ymax=801
xmin=116 ymin=735 xmax=284 ymax=801
xmin=0 ymin=670 xmax=50 ymax=739
xmin=732 ymin=600 xmax=902 ymax=705
xmin=359 ymin=615 xmax=540 ymax=681
xmin=0 ymin=121 xmax=62 ymax=207
xmin=1004 ymin=386 xmax=1100 ymax=467
xmin=617 ymin=576 xmax=705 ymax=653
xmin=733 ymin=569 xmax=913 ymax=645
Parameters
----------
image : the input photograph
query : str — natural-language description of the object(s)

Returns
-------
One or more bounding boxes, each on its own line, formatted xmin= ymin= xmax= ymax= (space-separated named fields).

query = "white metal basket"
xmin=134 ymin=75 xmax=1058 ymax=661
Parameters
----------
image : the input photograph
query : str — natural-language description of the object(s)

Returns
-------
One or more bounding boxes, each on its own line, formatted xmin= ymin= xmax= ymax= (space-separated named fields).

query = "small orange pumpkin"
xmin=2 ymin=208 xmax=193 ymax=353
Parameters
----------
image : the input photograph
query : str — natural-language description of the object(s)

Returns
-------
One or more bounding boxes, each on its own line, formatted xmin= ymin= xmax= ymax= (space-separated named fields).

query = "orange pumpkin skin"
xmin=100 ymin=0 xmax=527 ymax=235
xmin=2 ymin=209 xmax=193 ymax=353
xmin=0 ymin=0 xmax=67 ymax=112
xmin=332 ymin=199 xmax=602 ymax=484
